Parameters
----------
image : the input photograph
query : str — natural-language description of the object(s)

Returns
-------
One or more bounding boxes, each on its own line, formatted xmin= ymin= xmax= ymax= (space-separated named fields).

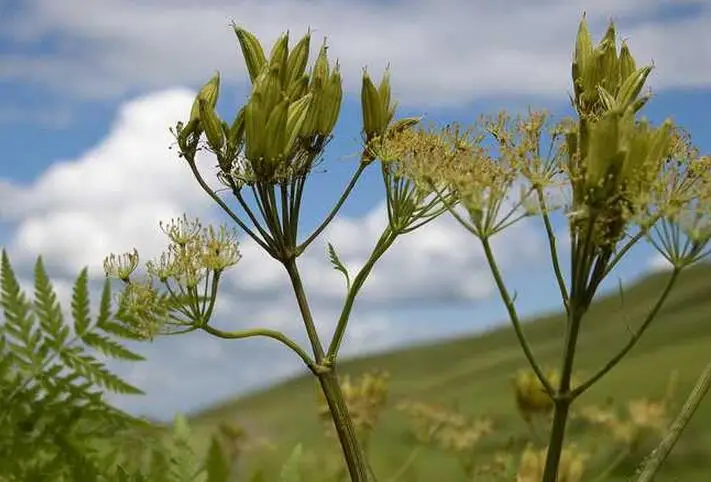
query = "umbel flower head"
xmin=561 ymin=16 xmax=711 ymax=254
xmin=103 ymin=215 xmax=241 ymax=339
xmin=391 ymin=16 xmax=711 ymax=271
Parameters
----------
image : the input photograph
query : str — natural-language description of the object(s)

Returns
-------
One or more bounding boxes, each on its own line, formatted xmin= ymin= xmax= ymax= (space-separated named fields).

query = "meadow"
xmin=153 ymin=261 xmax=711 ymax=481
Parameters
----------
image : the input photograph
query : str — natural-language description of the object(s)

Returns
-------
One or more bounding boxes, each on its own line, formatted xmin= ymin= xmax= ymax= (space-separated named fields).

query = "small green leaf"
xmin=205 ymin=435 xmax=230 ymax=482
xmin=173 ymin=412 xmax=192 ymax=441
xmin=280 ymin=443 xmax=304 ymax=482
xmin=327 ymin=243 xmax=351 ymax=291
xmin=71 ymin=267 xmax=91 ymax=337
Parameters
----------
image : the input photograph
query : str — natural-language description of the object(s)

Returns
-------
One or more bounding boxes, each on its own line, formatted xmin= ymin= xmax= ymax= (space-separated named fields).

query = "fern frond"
xmin=71 ymin=267 xmax=91 ymax=337
xmin=33 ymin=256 xmax=67 ymax=349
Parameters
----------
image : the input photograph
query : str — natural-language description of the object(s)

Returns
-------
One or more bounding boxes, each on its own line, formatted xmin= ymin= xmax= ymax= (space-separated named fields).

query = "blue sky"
xmin=1 ymin=0 xmax=710 ymax=421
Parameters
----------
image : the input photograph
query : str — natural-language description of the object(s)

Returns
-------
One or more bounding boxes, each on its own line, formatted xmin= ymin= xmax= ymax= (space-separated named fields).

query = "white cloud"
xmin=0 ymin=88 xmax=553 ymax=418
xmin=647 ymin=252 xmax=674 ymax=272
xmin=2 ymin=0 xmax=710 ymax=107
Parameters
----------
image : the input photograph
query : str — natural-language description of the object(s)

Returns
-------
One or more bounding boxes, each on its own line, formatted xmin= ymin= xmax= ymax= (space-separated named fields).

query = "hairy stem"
xmin=635 ymin=356 xmax=711 ymax=482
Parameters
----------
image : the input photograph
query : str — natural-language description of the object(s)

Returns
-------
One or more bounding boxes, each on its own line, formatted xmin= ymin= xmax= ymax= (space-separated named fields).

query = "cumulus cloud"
xmin=1 ymin=0 xmax=710 ymax=107
xmin=647 ymin=252 xmax=674 ymax=272
xmin=0 ymin=88 xmax=556 ymax=417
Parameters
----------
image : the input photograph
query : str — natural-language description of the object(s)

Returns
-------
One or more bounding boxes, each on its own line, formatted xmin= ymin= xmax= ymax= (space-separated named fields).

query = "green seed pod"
xmin=189 ymin=72 xmax=221 ymax=123
xmin=299 ymin=90 xmax=320 ymax=138
xmin=259 ymin=64 xmax=286 ymax=117
xmin=233 ymin=26 xmax=267 ymax=84
xmin=244 ymin=91 xmax=267 ymax=162
xmin=596 ymin=85 xmax=618 ymax=112
xmin=268 ymin=32 xmax=290 ymax=86
xmin=226 ymin=106 xmax=246 ymax=156
xmin=287 ymin=74 xmax=310 ymax=101
xmin=177 ymin=118 xmax=199 ymax=147
xmin=574 ymin=16 xmax=593 ymax=82
xmin=378 ymin=68 xmax=396 ymax=127
xmin=618 ymin=42 xmax=637 ymax=82
xmin=585 ymin=110 xmax=623 ymax=192
xmin=616 ymin=65 xmax=653 ymax=109
xmin=263 ymin=98 xmax=288 ymax=163
xmin=286 ymin=31 xmax=311 ymax=88
xmin=361 ymin=71 xmax=384 ymax=141
xmin=199 ymin=99 xmax=224 ymax=151
xmin=284 ymin=93 xmax=313 ymax=155
xmin=312 ymin=41 xmax=330 ymax=88
xmin=317 ymin=65 xmax=343 ymax=135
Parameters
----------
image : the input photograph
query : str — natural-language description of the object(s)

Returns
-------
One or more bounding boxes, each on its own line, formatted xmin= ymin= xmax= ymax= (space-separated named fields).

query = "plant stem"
xmin=298 ymin=163 xmax=366 ymax=255
xmin=318 ymin=369 xmax=376 ymax=482
xmin=542 ymin=399 xmax=572 ymax=482
xmin=198 ymin=324 xmax=316 ymax=370
xmin=541 ymin=303 xmax=584 ymax=482
xmin=327 ymin=227 xmax=396 ymax=359
xmin=635 ymin=356 xmax=711 ymax=482
xmin=571 ymin=268 xmax=680 ymax=398
xmin=536 ymin=187 xmax=570 ymax=314
xmin=284 ymin=258 xmax=325 ymax=360
xmin=283 ymin=257 xmax=373 ymax=481
xmin=480 ymin=236 xmax=555 ymax=395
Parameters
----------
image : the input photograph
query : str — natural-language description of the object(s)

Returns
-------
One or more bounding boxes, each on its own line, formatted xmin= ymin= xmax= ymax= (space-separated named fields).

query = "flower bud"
xmin=199 ymin=99 xmax=225 ymax=151
xmin=263 ymin=98 xmax=288 ymax=164
xmin=361 ymin=70 xmax=385 ymax=141
xmin=189 ymin=72 xmax=220 ymax=123
xmin=284 ymin=93 xmax=313 ymax=156
xmin=268 ymin=32 xmax=289 ymax=86
xmin=233 ymin=26 xmax=267 ymax=84
xmin=244 ymin=91 xmax=267 ymax=162
xmin=317 ymin=64 xmax=343 ymax=135
xmin=286 ymin=30 xmax=311 ymax=88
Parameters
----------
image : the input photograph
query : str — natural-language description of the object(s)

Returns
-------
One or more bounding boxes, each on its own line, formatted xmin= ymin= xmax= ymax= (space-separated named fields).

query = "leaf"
xmin=205 ymin=435 xmax=230 ymax=482
xmin=33 ymin=257 xmax=65 ymax=345
xmin=327 ymin=243 xmax=351 ymax=291
xmin=81 ymin=332 xmax=144 ymax=362
xmin=173 ymin=412 xmax=192 ymax=441
xmin=280 ymin=443 xmax=303 ymax=482
xmin=71 ymin=267 xmax=91 ymax=337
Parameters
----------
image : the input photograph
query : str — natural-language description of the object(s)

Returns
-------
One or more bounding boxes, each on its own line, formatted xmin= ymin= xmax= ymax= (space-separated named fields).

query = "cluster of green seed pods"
xmin=360 ymin=68 xmax=396 ymax=143
xmin=176 ymin=25 xmax=345 ymax=181
xmin=565 ymin=17 xmax=674 ymax=244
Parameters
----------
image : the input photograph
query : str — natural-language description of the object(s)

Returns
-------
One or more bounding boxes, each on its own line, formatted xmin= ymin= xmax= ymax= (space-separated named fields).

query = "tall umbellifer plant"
xmin=103 ymin=24 xmax=448 ymax=482
xmin=393 ymin=16 xmax=711 ymax=482
xmin=102 ymin=16 xmax=711 ymax=482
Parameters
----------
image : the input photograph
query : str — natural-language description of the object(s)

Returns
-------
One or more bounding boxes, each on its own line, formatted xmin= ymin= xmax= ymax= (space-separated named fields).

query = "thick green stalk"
xmin=541 ymin=303 xmax=584 ymax=482
xmin=283 ymin=258 xmax=373 ymax=481
xmin=318 ymin=369 xmax=376 ymax=482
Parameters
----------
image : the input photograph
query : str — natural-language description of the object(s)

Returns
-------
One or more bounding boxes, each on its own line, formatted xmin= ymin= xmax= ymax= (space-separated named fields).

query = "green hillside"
xmin=179 ymin=263 xmax=711 ymax=481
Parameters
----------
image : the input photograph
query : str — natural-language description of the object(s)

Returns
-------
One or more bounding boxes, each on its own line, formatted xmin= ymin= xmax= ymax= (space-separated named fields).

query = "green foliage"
xmin=280 ymin=444 xmax=304 ymax=482
xmin=0 ymin=249 xmax=152 ymax=480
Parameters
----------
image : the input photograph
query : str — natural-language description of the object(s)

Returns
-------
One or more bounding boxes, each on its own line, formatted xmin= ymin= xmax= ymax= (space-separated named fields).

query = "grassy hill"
xmin=176 ymin=263 xmax=711 ymax=481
